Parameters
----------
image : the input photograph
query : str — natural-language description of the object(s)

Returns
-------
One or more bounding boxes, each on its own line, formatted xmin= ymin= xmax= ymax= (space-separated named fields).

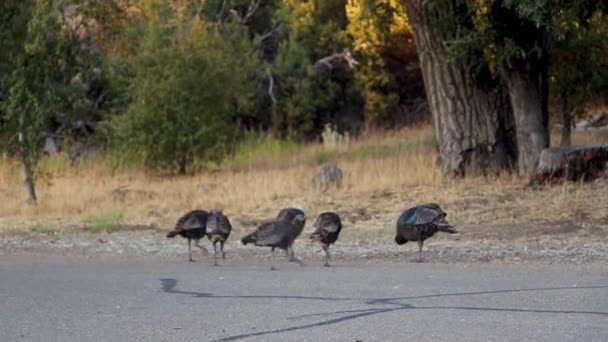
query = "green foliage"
xmin=313 ymin=149 xmax=337 ymax=165
xmin=30 ymin=223 xmax=59 ymax=234
xmin=227 ymin=132 xmax=298 ymax=170
xmin=551 ymin=7 xmax=608 ymax=117
xmin=269 ymin=0 xmax=358 ymax=138
xmin=1 ymin=0 xmax=115 ymax=161
xmin=84 ymin=213 xmax=122 ymax=233
xmin=111 ymin=3 xmax=260 ymax=173
xmin=346 ymin=0 xmax=415 ymax=126
xmin=0 ymin=0 xmax=110 ymax=201
xmin=272 ymin=37 xmax=328 ymax=138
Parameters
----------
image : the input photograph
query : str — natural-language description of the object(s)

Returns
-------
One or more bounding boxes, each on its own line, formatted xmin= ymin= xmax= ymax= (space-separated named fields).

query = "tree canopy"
xmin=0 ymin=0 xmax=606 ymax=200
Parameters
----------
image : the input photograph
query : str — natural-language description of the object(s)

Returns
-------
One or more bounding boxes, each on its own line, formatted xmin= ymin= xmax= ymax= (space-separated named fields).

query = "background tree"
xmin=404 ymin=0 xmax=606 ymax=176
xmin=111 ymin=1 xmax=260 ymax=173
xmin=1 ymin=0 xmax=109 ymax=202
xmin=550 ymin=6 xmax=608 ymax=146
xmin=403 ymin=1 xmax=517 ymax=176
xmin=346 ymin=0 xmax=422 ymax=128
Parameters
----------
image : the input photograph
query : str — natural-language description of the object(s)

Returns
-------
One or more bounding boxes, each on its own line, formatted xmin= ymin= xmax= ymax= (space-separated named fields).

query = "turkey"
xmin=166 ymin=210 xmax=209 ymax=262
xmin=276 ymin=206 xmax=306 ymax=263
xmin=206 ymin=209 xmax=232 ymax=266
xmin=309 ymin=212 xmax=343 ymax=267
xmin=395 ymin=203 xmax=458 ymax=262
xmin=241 ymin=214 xmax=306 ymax=270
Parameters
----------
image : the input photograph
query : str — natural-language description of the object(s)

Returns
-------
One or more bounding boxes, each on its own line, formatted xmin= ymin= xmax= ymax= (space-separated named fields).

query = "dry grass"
xmin=1 ymin=126 xmax=607 ymax=241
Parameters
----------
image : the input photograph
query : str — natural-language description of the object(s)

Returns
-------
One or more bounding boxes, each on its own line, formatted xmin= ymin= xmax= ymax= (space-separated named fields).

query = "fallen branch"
xmin=530 ymin=144 xmax=608 ymax=185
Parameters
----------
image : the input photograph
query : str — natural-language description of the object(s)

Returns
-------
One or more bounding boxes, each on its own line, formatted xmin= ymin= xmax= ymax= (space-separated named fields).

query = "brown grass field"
xmin=0 ymin=125 xmax=607 ymax=243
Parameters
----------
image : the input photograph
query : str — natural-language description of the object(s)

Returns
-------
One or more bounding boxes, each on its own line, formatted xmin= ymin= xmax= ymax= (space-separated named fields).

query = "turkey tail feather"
xmin=166 ymin=231 xmax=179 ymax=238
xmin=394 ymin=234 xmax=408 ymax=245
xmin=241 ymin=232 xmax=257 ymax=245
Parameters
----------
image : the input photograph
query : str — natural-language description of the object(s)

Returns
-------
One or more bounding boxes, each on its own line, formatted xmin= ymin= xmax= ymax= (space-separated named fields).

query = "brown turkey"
xmin=205 ymin=209 xmax=232 ymax=266
xmin=241 ymin=214 xmax=306 ymax=270
xmin=309 ymin=212 xmax=343 ymax=267
xmin=395 ymin=203 xmax=458 ymax=262
xmin=166 ymin=210 xmax=209 ymax=262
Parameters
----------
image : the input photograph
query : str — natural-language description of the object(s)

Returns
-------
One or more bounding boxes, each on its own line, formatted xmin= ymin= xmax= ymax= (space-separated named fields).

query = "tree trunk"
xmin=18 ymin=115 xmax=37 ymax=203
xmin=560 ymin=92 xmax=571 ymax=147
xmin=505 ymin=67 xmax=550 ymax=176
xmin=559 ymin=62 xmax=571 ymax=147
xmin=404 ymin=1 xmax=517 ymax=176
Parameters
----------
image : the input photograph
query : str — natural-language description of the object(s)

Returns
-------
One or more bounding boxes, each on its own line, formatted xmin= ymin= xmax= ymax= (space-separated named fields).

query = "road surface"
xmin=1 ymin=255 xmax=607 ymax=341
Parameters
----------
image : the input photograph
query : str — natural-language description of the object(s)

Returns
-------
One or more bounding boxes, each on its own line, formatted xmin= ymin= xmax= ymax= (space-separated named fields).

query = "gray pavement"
xmin=0 ymin=255 xmax=607 ymax=341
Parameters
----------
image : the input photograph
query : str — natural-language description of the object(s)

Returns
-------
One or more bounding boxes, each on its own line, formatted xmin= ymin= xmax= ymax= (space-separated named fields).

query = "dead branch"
xmin=266 ymin=67 xmax=276 ymax=103
xmin=314 ymin=48 xmax=359 ymax=69
xmin=259 ymin=22 xmax=284 ymax=41
xmin=216 ymin=0 xmax=227 ymax=20
xmin=229 ymin=0 xmax=261 ymax=25
xmin=242 ymin=0 xmax=261 ymax=24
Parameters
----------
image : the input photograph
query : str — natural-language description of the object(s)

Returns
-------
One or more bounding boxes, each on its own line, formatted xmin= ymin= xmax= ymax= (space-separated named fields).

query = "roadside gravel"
xmin=1 ymin=230 xmax=607 ymax=265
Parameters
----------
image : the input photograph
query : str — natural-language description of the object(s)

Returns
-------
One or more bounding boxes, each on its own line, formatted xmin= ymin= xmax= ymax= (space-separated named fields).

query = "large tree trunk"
xmin=491 ymin=2 xmax=551 ymax=177
xmin=18 ymin=114 xmax=37 ymax=203
xmin=404 ymin=1 xmax=516 ymax=176
xmin=559 ymin=61 xmax=571 ymax=147
xmin=505 ymin=68 xmax=550 ymax=176
xmin=560 ymin=90 xmax=571 ymax=147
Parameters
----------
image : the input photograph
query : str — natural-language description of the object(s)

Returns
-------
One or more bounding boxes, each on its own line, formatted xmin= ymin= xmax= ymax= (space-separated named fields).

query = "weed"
xmin=84 ymin=213 xmax=123 ymax=233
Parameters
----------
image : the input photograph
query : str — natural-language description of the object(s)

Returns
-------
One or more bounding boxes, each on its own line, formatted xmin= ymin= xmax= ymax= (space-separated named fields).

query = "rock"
xmin=311 ymin=162 xmax=343 ymax=190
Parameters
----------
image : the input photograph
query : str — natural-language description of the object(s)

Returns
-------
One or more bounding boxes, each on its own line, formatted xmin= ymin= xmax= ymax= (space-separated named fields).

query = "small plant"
xmin=321 ymin=124 xmax=350 ymax=151
xmin=84 ymin=213 xmax=123 ymax=233
xmin=30 ymin=224 xmax=58 ymax=235
xmin=314 ymin=150 xmax=337 ymax=165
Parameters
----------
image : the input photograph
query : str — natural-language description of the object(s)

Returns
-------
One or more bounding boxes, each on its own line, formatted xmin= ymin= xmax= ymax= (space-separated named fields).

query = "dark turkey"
xmin=276 ymin=206 xmax=306 ymax=263
xmin=166 ymin=210 xmax=209 ymax=262
xmin=206 ymin=209 xmax=232 ymax=266
xmin=395 ymin=203 xmax=458 ymax=262
xmin=241 ymin=214 xmax=306 ymax=270
xmin=309 ymin=212 xmax=343 ymax=267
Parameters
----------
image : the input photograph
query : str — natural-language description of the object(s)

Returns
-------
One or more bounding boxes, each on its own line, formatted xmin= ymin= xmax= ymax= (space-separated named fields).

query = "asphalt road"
xmin=1 ymin=255 xmax=607 ymax=342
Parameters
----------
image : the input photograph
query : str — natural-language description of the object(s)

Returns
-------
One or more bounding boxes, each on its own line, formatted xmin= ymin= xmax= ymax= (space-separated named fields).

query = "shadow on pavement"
xmin=159 ymin=278 xmax=608 ymax=341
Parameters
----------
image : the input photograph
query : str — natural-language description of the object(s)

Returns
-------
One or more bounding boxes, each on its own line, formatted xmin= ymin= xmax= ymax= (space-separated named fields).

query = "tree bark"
xmin=490 ymin=2 xmax=551 ymax=177
xmin=505 ymin=67 xmax=550 ymax=176
xmin=404 ymin=1 xmax=516 ymax=176
xmin=559 ymin=62 xmax=571 ymax=147
xmin=560 ymin=91 xmax=571 ymax=147
xmin=18 ymin=114 xmax=37 ymax=203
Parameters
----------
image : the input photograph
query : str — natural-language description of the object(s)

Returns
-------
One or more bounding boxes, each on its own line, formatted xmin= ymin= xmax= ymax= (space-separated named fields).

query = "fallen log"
xmin=531 ymin=144 xmax=608 ymax=185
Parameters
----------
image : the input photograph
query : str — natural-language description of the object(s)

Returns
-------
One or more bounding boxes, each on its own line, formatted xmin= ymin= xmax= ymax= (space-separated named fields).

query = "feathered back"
xmin=277 ymin=207 xmax=307 ymax=238
xmin=310 ymin=212 xmax=342 ymax=245
xmin=206 ymin=208 xmax=232 ymax=241
xmin=395 ymin=203 xmax=458 ymax=242
xmin=277 ymin=207 xmax=306 ymax=223
xmin=167 ymin=210 xmax=209 ymax=238
xmin=241 ymin=217 xmax=304 ymax=249
xmin=398 ymin=206 xmax=443 ymax=225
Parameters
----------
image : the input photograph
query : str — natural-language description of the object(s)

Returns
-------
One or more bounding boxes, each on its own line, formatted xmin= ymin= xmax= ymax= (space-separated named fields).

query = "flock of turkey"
xmin=166 ymin=203 xmax=458 ymax=269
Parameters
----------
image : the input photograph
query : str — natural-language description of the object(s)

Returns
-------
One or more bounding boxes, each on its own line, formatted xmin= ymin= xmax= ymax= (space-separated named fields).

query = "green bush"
xmin=111 ymin=4 xmax=259 ymax=174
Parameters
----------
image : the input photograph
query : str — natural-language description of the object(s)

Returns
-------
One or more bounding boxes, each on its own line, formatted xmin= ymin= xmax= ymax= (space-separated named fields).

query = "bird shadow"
xmin=159 ymin=278 xmax=608 ymax=341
